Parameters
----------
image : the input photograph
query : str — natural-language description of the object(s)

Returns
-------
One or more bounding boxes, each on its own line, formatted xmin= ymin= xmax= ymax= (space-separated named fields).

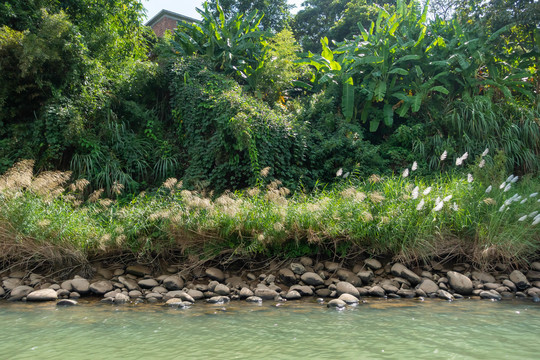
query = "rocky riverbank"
xmin=2 ymin=258 xmax=540 ymax=308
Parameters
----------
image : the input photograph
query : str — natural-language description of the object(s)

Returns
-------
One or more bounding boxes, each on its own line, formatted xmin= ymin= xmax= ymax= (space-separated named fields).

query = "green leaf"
xmin=429 ymin=86 xmax=449 ymax=95
xmin=395 ymin=55 xmax=421 ymax=64
xmin=383 ymin=104 xmax=393 ymax=127
xmin=342 ymin=78 xmax=355 ymax=121
xmin=388 ymin=67 xmax=409 ymax=75
xmin=374 ymin=81 xmax=387 ymax=101
xmin=411 ymin=94 xmax=422 ymax=112
xmin=369 ymin=119 xmax=380 ymax=132
xmin=396 ymin=102 xmax=410 ymax=117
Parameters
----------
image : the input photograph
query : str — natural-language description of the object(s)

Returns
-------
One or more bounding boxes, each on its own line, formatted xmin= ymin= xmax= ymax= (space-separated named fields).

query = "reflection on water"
xmin=0 ymin=298 xmax=539 ymax=359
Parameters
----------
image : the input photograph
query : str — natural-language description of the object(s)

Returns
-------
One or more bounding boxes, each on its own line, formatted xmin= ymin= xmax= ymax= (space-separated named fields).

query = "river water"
xmin=0 ymin=298 xmax=538 ymax=359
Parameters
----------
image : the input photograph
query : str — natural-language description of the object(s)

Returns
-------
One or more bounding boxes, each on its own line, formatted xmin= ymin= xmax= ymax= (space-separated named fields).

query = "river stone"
xmin=187 ymin=289 xmax=204 ymax=300
xmin=90 ymin=280 xmax=113 ymax=295
xmin=96 ymin=268 xmax=113 ymax=280
xmin=2 ymin=278 xmax=21 ymax=291
xmin=70 ymin=292 xmax=80 ymax=299
xmin=145 ymin=292 xmax=163 ymax=300
xmin=285 ymin=290 xmax=302 ymax=300
xmin=336 ymin=281 xmax=360 ymax=297
xmin=471 ymin=271 xmax=496 ymax=283
xmin=0 ymin=286 xmax=5 ymax=297
xmin=166 ymin=290 xmax=195 ymax=303
xmin=246 ymin=296 xmax=263 ymax=303
xmin=56 ymin=289 xmax=70 ymax=297
xmin=49 ymin=284 xmax=60 ymax=291
xmin=165 ymin=298 xmax=186 ymax=307
xmin=338 ymin=293 xmax=359 ymax=304
xmin=381 ymin=283 xmax=399 ymax=294
xmin=9 ymin=285 xmax=35 ymax=301
xmin=114 ymin=293 xmax=130 ymax=304
xmin=300 ymin=257 xmax=313 ymax=267
xmin=391 ymin=263 xmax=421 ymax=285
xmin=480 ymin=290 xmax=501 ymax=301
xmin=254 ymin=288 xmax=278 ymax=300
xmin=239 ymin=287 xmax=254 ymax=299
xmin=290 ymin=262 xmax=306 ymax=275
xmin=129 ymin=290 xmax=143 ymax=298
xmin=527 ymin=270 xmax=540 ymax=281
xmin=368 ymin=286 xmax=385 ymax=297
xmin=418 ymin=279 xmax=439 ymax=294
xmin=336 ymin=269 xmax=354 ymax=281
xmin=162 ymin=276 xmax=184 ymax=291
xmin=324 ymin=262 xmax=340 ymax=272
xmin=501 ymin=280 xmax=517 ymax=292
xmin=71 ymin=278 xmax=90 ymax=294
xmin=214 ymin=283 xmax=231 ymax=296
xmin=60 ymin=280 xmax=73 ymax=291
xmin=138 ymin=278 xmax=159 ymax=289
xmin=118 ymin=276 xmax=139 ymax=291
xmin=57 ymin=299 xmax=78 ymax=306
xmin=483 ymin=283 xmax=500 ymax=291
xmin=530 ymin=262 xmax=540 ymax=271
xmin=205 ymin=268 xmax=225 ymax=282
xmin=365 ymin=259 xmax=382 ymax=270
xmin=315 ymin=288 xmax=332 ymax=297
xmin=207 ymin=296 xmax=230 ymax=304
xmin=289 ymin=285 xmax=313 ymax=296
xmin=227 ymin=276 xmax=247 ymax=289
xmin=126 ymin=265 xmax=151 ymax=277
xmin=509 ymin=270 xmax=530 ymax=290
xmin=27 ymin=289 xmax=57 ymax=301
xmin=447 ymin=271 xmax=473 ymax=295
xmin=397 ymin=289 xmax=416 ymax=298
xmin=300 ymin=272 xmax=324 ymax=286
xmin=357 ymin=271 xmax=374 ymax=284
xmin=327 ymin=299 xmax=346 ymax=309
xmin=278 ymin=268 xmax=297 ymax=285
xmin=437 ymin=289 xmax=455 ymax=301
xmin=344 ymin=275 xmax=362 ymax=287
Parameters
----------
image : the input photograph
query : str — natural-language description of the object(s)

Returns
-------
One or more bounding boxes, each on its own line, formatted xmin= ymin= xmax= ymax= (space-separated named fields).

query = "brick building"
xmin=146 ymin=9 xmax=198 ymax=37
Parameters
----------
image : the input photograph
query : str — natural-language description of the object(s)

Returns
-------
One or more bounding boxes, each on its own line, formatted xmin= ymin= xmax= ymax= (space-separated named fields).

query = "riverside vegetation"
xmin=1 ymin=0 xmax=539 ymax=291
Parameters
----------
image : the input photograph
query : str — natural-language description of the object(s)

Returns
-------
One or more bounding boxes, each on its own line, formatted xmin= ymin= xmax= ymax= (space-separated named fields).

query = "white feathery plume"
xmin=479 ymin=159 xmax=485 ymax=168
xmin=481 ymin=148 xmax=489 ymax=157
xmin=530 ymin=192 xmax=538 ymax=198
xmin=503 ymin=183 xmax=512 ymax=192
xmin=485 ymin=185 xmax=492 ymax=193
xmin=411 ymin=161 xmax=418 ymax=171
xmin=467 ymin=173 xmax=474 ymax=183
xmin=533 ymin=217 xmax=540 ymax=226
xmin=416 ymin=199 xmax=425 ymax=211
xmin=423 ymin=187 xmax=432 ymax=195
xmin=402 ymin=168 xmax=409 ymax=178
xmin=511 ymin=176 xmax=519 ymax=183
xmin=336 ymin=168 xmax=343 ymax=177
xmin=518 ymin=215 xmax=527 ymax=222
xmin=343 ymin=172 xmax=350 ymax=179
xmin=440 ymin=151 xmax=447 ymax=161
xmin=461 ymin=152 xmax=468 ymax=160
xmin=411 ymin=186 xmax=419 ymax=199
xmin=433 ymin=201 xmax=444 ymax=212
xmin=456 ymin=157 xmax=463 ymax=166
xmin=435 ymin=197 xmax=442 ymax=205
xmin=499 ymin=181 xmax=506 ymax=189
xmin=499 ymin=204 xmax=506 ymax=212
xmin=443 ymin=195 xmax=452 ymax=202
xmin=528 ymin=211 xmax=538 ymax=218
xmin=506 ymin=174 xmax=515 ymax=183
xmin=451 ymin=202 xmax=459 ymax=211
xmin=520 ymin=199 xmax=527 ymax=204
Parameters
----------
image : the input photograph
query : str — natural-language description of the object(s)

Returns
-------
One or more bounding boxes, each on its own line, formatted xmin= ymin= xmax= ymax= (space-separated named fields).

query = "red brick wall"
xmin=151 ymin=16 xmax=178 ymax=37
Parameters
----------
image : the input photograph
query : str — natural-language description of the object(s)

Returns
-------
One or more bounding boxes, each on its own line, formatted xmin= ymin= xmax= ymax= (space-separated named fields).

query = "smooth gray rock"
xmin=418 ymin=279 xmax=439 ymax=294
xmin=254 ymin=288 xmax=278 ymax=300
xmin=368 ymin=286 xmax=385 ymax=297
xmin=300 ymin=272 xmax=324 ymax=286
xmin=101 ymin=297 xmax=115 ymax=304
xmin=381 ymin=283 xmax=399 ymax=294
xmin=290 ymin=263 xmax=306 ymax=275
xmin=9 ymin=285 xmax=34 ymax=301
xmin=165 ymin=298 xmax=186 ymax=307
xmin=2 ymin=278 xmax=21 ymax=291
xmin=206 ymin=296 xmax=230 ymax=304
xmin=56 ymin=289 xmax=70 ymax=297
xmin=509 ymin=270 xmax=530 ymax=290
xmin=138 ymin=278 xmax=159 ymax=289
xmin=391 ymin=263 xmax=421 ymax=285
xmin=166 ymin=290 xmax=195 ymax=303
xmin=365 ymin=259 xmax=382 ymax=270
xmin=126 ymin=265 xmax=151 ymax=277
xmin=246 ymin=296 xmax=263 ymax=303
xmin=60 ymin=280 xmax=73 ymax=291
xmin=145 ymin=292 xmax=163 ymax=300
xmin=357 ymin=271 xmax=374 ymax=284
xmin=315 ymin=288 xmax=332 ymax=297
xmin=278 ymin=268 xmax=297 ymax=285
xmin=437 ymin=289 xmax=455 ymax=301
xmin=327 ymin=299 xmax=346 ymax=309
xmin=527 ymin=270 xmax=540 ymax=281
xmin=27 ymin=289 xmax=58 ymax=301
xmin=0 ymin=286 xmax=5 ymax=297
xmin=531 ymin=262 xmax=540 ymax=272
xmin=290 ymin=285 xmax=313 ymax=296
xmin=447 ymin=271 xmax=473 ymax=295
xmin=214 ymin=283 xmax=231 ymax=296
xmin=187 ymin=289 xmax=204 ymax=300
xmin=70 ymin=292 xmax=80 ymax=299
xmin=162 ymin=276 xmax=184 ymax=291
xmin=336 ymin=281 xmax=360 ymax=297
xmin=90 ymin=280 xmax=113 ymax=295
xmin=396 ymin=289 xmax=416 ymax=298
xmin=300 ymin=257 xmax=313 ymax=267
xmin=285 ymin=290 xmax=302 ymax=300
xmin=480 ymin=290 xmax=501 ymax=300
xmin=118 ymin=276 xmax=139 ymax=291
xmin=57 ymin=299 xmax=78 ymax=306
xmin=71 ymin=278 xmax=90 ymax=294
xmin=129 ymin=290 xmax=143 ymax=298
xmin=114 ymin=293 xmax=130 ymax=304
xmin=205 ymin=268 xmax=225 ymax=282
xmin=338 ymin=293 xmax=360 ymax=304
xmin=239 ymin=287 xmax=254 ymax=299
xmin=471 ymin=271 xmax=496 ymax=283
xmin=97 ymin=268 xmax=113 ymax=280
xmin=502 ymin=279 xmax=517 ymax=292
xmin=324 ymin=262 xmax=340 ymax=272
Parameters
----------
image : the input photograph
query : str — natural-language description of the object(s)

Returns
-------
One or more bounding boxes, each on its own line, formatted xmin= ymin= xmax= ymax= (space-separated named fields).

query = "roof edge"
xmin=145 ymin=9 xmax=199 ymax=27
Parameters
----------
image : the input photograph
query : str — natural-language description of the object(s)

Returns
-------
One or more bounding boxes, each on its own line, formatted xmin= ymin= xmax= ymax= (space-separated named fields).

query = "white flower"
xmin=511 ymin=176 xmax=519 ymax=183
xmin=402 ymin=168 xmax=409 ymax=178
xmin=456 ymin=157 xmax=463 ymax=166
xmin=461 ymin=152 xmax=468 ymax=160
xmin=416 ymin=199 xmax=425 ymax=211
xmin=533 ymin=218 xmax=540 ymax=226
xmin=423 ymin=187 xmax=432 ymax=195
xmin=530 ymin=192 xmax=538 ymax=198
xmin=481 ymin=148 xmax=489 ymax=157
xmin=343 ymin=172 xmax=350 ymax=179
xmin=520 ymin=199 xmax=527 ymax=204
xmin=411 ymin=161 xmax=418 ymax=171
xmin=538 ymin=199 xmax=540 ymax=203
xmin=443 ymin=195 xmax=453 ymax=202
xmin=504 ymin=184 xmax=512 ymax=192
xmin=504 ymin=199 xmax=512 ymax=206
xmin=529 ymin=211 xmax=538 ymax=218
xmin=433 ymin=201 xmax=444 ymax=212
xmin=435 ymin=197 xmax=442 ymax=205
xmin=479 ymin=159 xmax=485 ymax=168
xmin=440 ymin=151 xmax=447 ymax=161
xmin=336 ymin=168 xmax=343 ymax=177
xmin=499 ymin=181 xmax=506 ymax=189
xmin=506 ymin=175 xmax=515 ymax=183
xmin=467 ymin=174 xmax=474 ymax=183
xmin=451 ymin=202 xmax=459 ymax=211
xmin=499 ymin=204 xmax=506 ymax=212
xmin=518 ymin=215 xmax=527 ymax=222
xmin=485 ymin=185 xmax=492 ymax=193
xmin=411 ymin=186 xmax=419 ymax=200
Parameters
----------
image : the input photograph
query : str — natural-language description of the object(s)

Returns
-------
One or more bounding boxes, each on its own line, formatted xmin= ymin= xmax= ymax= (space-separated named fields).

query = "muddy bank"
xmin=2 ymin=257 xmax=540 ymax=306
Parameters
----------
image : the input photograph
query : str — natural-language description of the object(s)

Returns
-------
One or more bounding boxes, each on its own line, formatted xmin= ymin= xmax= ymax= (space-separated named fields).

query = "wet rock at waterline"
xmin=437 ymin=290 xmax=455 ymax=301
xmin=509 ymin=270 xmax=530 ymax=290
xmin=57 ymin=299 xmax=78 ymax=306
xmin=71 ymin=278 xmax=90 ymax=294
xmin=480 ymin=290 xmax=502 ymax=301
xmin=246 ymin=296 xmax=263 ymax=303
xmin=327 ymin=299 xmax=347 ymax=309
xmin=300 ymin=272 xmax=324 ymax=286
xmin=89 ymin=280 xmax=113 ymax=295
xmin=336 ymin=282 xmax=360 ymax=297
xmin=447 ymin=271 xmax=473 ymax=295
xmin=285 ymin=290 xmax=302 ymax=300
xmin=417 ymin=279 xmax=439 ymax=294
xmin=338 ymin=293 xmax=360 ymax=305
xmin=254 ymin=288 xmax=279 ymax=300
xmin=27 ymin=289 xmax=58 ymax=301
xmin=8 ymin=286 xmax=34 ymax=301
xmin=162 ymin=276 xmax=184 ymax=291
xmin=206 ymin=296 xmax=230 ymax=304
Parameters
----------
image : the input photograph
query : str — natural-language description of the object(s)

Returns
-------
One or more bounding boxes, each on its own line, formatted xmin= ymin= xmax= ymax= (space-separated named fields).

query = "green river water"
xmin=0 ymin=298 xmax=539 ymax=359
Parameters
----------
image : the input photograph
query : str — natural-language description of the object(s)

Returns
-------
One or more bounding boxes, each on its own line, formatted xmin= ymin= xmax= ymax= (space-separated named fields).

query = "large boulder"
xmin=471 ymin=271 xmax=495 ymax=283
xmin=364 ymin=259 xmax=382 ymax=270
xmin=417 ymin=279 xmax=439 ymax=294
xmin=336 ymin=281 xmax=360 ymax=297
xmin=71 ymin=278 xmax=90 ymax=294
xmin=447 ymin=271 xmax=473 ymax=295
xmin=300 ymin=272 xmax=324 ymax=286
xmin=205 ymin=268 xmax=225 ymax=282
xmin=278 ymin=268 xmax=297 ymax=286
xmin=391 ymin=263 xmax=421 ymax=285
xmin=509 ymin=270 xmax=530 ymax=290
xmin=118 ymin=276 xmax=139 ymax=291
xmin=9 ymin=285 xmax=34 ymax=301
xmin=27 ymin=288 xmax=58 ymax=301
xmin=254 ymin=288 xmax=279 ymax=300
xmin=90 ymin=280 xmax=114 ymax=295
xmin=290 ymin=263 xmax=306 ymax=275
xmin=162 ymin=276 xmax=184 ymax=291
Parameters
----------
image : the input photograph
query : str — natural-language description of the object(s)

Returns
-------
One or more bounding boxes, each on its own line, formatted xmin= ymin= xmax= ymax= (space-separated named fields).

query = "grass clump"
xmin=1 ymin=152 xmax=539 ymax=271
